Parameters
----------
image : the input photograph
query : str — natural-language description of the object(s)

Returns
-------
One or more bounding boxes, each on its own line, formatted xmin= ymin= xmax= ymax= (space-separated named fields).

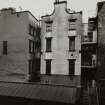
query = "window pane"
xmin=29 ymin=40 xmax=34 ymax=53
xmin=88 ymin=32 xmax=93 ymax=42
xmin=46 ymin=23 xmax=52 ymax=32
xmin=29 ymin=25 xmax=31 ymax=34
xmin=46 ymin=38 xmax=51 ymax=52
xmin=29 ymin=25 xmax=35 ymax=36
xmin=46 ymin=60 xmax=51 ymax=75
xmin=69 ymin=19 xmax=76 ymax=30
xmin=69 ymin=60 xmax=75 ymax=75
xmin=69 ymin=37 xmax=75 ymax=51
xmin=29 ymin=40 xmax=31 ymax=53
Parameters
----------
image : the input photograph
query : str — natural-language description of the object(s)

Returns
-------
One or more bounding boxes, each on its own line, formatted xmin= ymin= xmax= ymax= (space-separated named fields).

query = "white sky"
xmin=0 ymin=0 xmax=104 ymax=22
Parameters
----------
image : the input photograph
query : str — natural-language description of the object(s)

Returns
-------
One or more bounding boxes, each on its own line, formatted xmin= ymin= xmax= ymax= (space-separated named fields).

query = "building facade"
xmin=82 ymin=17 xmax=97 ymax=86
xmin=41 ymin=0 xmax=82 ymax=86
xmin=97 ymin=1 xmax=105 ymax=79
xmin=0 ymin=8 xmax=40 ymax=82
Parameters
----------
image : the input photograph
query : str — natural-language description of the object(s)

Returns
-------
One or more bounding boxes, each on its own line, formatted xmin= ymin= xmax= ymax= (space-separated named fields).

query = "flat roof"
xmin=0 ymin=81 xmax=81 ymax=104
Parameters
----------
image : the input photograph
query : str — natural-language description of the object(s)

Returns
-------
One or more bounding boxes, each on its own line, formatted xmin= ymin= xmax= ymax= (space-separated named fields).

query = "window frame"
xmin=69 ymin=36 xmax=75 ymax=52
xmin=29 ymin=60 xmax=33 ymax=74
xmin=68 ymin=19 xmax=76 ymax=30
xmin=29 ymin=39 xmax=35 ymax=54
xmin=29 ymin=24 xmax=36 ymax=36
xmin=68 ymin=59 xmax=75 ymax=76
xmin=46 ymin=59 xmax=52 ymax=75
xmin=46 ymin=21 xmax=53 ymax=32
xmin=46 ymin=38 xmax=52 ymax=52
xmin=88 ymin=31 xmax=93 ymax=42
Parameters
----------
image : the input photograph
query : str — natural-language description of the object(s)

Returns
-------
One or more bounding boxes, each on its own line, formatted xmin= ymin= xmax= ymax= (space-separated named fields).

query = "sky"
xmin=0 ymin=0 xmax=104 ymax=22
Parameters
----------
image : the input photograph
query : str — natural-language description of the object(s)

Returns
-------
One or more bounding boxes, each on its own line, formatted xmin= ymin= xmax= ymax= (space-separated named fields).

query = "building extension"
xmin=0 ymin=8 xmax=40 ymax=82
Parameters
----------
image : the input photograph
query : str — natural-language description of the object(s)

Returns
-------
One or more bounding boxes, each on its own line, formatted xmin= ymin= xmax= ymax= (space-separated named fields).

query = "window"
xmin=3 ymin=41 xmax=7 ymax=55
xmin=29 ymin=24 xmax=36 ymax=36
xmin=29 ymin=60 xmax=33 ymax=74
xmin=88 ymin=32 xmax=93 ymax=42
xmin=68 ymin=19 xmax=76 ymax=30
xmin=29 ymin=40 xmax=35 ymax=53
xmin=46 ymin=21 xmax=53 ymax=32
xmin=69 ymin=36 xmax=75 ymax=51
xmin=46 ymin=38 xmax=52 ymax=52
xmin=68 ymin=59 xmax=75 ymax=75
xmin=46 ymin=60 xmax=51 ymax=75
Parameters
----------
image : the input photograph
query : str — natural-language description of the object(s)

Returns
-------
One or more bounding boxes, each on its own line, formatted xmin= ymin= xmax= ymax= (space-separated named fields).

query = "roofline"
xmin=41 ymin=10 xmax=82 ymax=18
xmin=54 ymin=1 xmax=67 ymax=5
xmin=13 ymin=11 xmax=39 ymax=22
xmin=41 ymin=10 xmax=55 ymax=18
xmin=41 ymin=0 xmax=82 ymax=19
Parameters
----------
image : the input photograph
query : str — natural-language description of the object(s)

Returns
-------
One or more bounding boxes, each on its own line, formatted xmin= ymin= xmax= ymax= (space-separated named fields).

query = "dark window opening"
xmin=46 ymin=60 xmax=51 ymax=75
xmin=69 ymin=36 xmax=75 ymax=51
xmin=46 ymin=38 xmax=52 ymax=52
xmin=88 ymin=32 xmax=93 ymax=42
xmin=3 ymin=41 xmax=7 ymax=55
xmin=29 ymin=60 xmax=33 ymax=74
xmin=69 ymin=59 xmax=75 ymax=76
xmin=29 ymin=24 xmax=36 ymax=36
xmin=69 ymin=19 xmax=76 ymax=22
xmin=29 ymin=40 xmax=35 ymax=54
